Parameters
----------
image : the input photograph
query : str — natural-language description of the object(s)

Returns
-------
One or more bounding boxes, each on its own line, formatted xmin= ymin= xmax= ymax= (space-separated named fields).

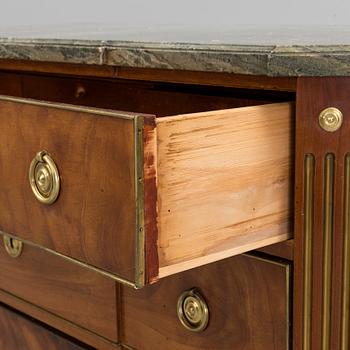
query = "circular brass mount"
xmin=3 ymin=235 xmax=23 ymax=258
xmin=29 ymin=150 xmax=60 ymax=205
xmin=177 ymin=288 xmax=209 ymax=332
xmin=319 ymin=107 xmax=343 ymax=132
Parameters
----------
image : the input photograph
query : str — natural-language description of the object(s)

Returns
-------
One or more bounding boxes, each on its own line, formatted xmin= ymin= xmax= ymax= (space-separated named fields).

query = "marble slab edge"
xmin=1 ymin=38 xmax=350 ymax=76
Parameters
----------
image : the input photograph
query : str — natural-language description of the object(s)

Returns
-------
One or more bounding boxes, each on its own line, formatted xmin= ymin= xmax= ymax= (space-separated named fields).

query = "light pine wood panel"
xmin=156 ymin=102 xmax=294 ymax=276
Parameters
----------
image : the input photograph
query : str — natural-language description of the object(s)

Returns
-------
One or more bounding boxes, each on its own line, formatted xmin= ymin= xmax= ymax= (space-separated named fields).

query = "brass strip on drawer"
xmin=244 ymin=252 xmax=291 ymax=350
xmin=0 ymin=230 xmax=137 ymax=288
xmin=0 ymin=95 xmax=137 ymax=120
xmin=303 ymin=154 xmax=314 ymax=350
xmin=322 ymin=153 xmax=334 ymax=350
xmin=341 ymin=153 xmax=350 ymax=350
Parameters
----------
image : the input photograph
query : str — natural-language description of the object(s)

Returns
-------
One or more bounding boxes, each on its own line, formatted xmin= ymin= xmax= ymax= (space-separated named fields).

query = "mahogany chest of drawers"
xmin=0 ymin=42 xmax=348 ymax=349
xmin=0 ymin=63 xmax=295 ymax=349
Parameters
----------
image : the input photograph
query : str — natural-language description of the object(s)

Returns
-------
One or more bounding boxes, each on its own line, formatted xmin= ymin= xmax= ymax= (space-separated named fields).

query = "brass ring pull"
xmin=177 ymin=288 xmax=209 ymax=332
xmin=3 ymin=236 xmax=23 ymax=258
xmin=29 ymin=150 xmax=60 ymax=205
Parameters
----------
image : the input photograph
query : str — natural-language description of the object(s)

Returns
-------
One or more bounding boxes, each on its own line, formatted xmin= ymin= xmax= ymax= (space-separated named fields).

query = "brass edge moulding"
xmin=341 ymin=154 xmax=350 ymax=350
xmin=0 ymin=95 xmax=137 ymax=120
xmin=303 ymin=154 xmax=315 ymax=350
xmin=177 ymin=288 xmax=209 ymax=332
xmin=3 ymin=235 xmax=23 ymax=258
xmin=0 ymin=230 xmax=137 ymax=288
xmin=134 ymin=115 xmax=146 ymax=289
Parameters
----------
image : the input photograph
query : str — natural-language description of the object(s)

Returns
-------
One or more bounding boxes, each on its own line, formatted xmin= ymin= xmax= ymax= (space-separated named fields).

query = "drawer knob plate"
xmin=3 ymin=236 xmax=23 ymax=258
xmin=177 ymin=288 xmax=209 ymax=332
xmin=29 ymin=150 xmax=60 ymax=205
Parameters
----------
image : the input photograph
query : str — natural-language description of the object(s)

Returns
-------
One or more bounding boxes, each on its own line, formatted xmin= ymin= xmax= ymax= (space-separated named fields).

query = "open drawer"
xmin=0 ymin=93 xmax=293 ymax=288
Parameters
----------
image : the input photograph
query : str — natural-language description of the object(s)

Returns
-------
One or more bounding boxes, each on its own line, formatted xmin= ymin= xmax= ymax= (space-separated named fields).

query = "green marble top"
xmin=1 ymin=25 xmax=350 ymax=76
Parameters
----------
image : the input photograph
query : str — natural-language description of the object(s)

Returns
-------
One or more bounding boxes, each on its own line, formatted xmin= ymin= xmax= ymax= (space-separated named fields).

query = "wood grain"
xmin=257 ymin=239 xmax=294 ymax=260
xmin=0 ymin=71 xmax=294 ymax=117
xmin=0 ymin=98 xmax=140 ymax=281
xmin=0 ymin=290 xmax=120 ymax=350
xmin=156 ymin=102 xmax=294 ymax=276
xmin=0 ymin=238 xmax=118 ymax=341
xmin=121 ymin=254 xmax=291 ymax=350
xmin=0 ymin=304 xmax=89 ymax=350
xmin=0 ymin=59 xmax=297 ymax=91
xmin=143 ymin=117 xmax=159 ymax=284
xmin=294 ymin=77 xmax=350 ymax=350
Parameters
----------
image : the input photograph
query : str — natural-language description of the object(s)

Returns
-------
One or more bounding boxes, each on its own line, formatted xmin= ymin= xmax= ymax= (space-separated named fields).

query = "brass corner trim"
xmin=134 ymin=115 xmax=146 ymax=289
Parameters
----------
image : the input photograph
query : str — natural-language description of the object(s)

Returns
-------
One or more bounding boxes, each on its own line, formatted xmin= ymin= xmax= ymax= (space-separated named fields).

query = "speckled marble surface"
xmin=1 ymin=24 xmax=350 ymax=76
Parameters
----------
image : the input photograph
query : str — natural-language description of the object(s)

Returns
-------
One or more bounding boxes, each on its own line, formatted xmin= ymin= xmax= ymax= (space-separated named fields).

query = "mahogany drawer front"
xmin=0 ymin=305 xmax=88 ymax=350
xmin=121 ymin=254 xmax=291 ymax=350
xmin=0 ymin=95 xmax=293 ymax=287
xmin=0 ymin=239 xmax=118 ymax=342
xmin=0 ymin=97 xmax=140 ymax=283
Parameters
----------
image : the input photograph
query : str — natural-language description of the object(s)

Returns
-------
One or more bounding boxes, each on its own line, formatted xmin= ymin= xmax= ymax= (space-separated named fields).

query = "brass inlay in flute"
xmin=303 ymin=154 xmax=315 ymax=350
xmin=341 ymin=154 xmax=350 ymax=350
xmin=322 ymin=154 xmax=334 ymax=350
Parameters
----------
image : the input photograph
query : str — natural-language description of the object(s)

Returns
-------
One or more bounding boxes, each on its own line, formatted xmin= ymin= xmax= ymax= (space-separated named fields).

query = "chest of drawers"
xmin=0 ymin=31 xmax=348 ymax=350
xmin=0 ymin=63 xmax=294 ymax=349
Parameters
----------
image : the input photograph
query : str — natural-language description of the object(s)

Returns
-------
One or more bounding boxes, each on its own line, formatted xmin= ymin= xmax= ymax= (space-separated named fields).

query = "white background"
xmin=0 ymin=0 xmax=348 ymax=26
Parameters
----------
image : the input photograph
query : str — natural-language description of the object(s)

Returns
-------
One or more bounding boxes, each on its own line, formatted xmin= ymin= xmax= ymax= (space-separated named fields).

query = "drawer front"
xmin=121 ymin=254 xmax=291 ymax=350
xmin=0 ymin=304 xmax=87 ymax=350
xmin=0 ymin=238 xmax=118 ymax=341
xmin=0 ymin=96 xmax=151 ymax=284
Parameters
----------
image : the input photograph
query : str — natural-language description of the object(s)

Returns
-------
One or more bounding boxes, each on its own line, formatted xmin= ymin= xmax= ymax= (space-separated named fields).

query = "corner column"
xmin=295 ymin=77 xmax=350 ymax=350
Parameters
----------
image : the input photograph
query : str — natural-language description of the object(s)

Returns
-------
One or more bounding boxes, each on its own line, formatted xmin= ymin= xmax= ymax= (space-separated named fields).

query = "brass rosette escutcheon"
xmin=319 ymin=107 xmax=343 ymax=132
xmin=3 ymin=235 xmax=23 ymax=258
xmin=29 ymin=150 xmax=60 ymax=205
xmin=177 ymin=288 xmax=209 ymax=332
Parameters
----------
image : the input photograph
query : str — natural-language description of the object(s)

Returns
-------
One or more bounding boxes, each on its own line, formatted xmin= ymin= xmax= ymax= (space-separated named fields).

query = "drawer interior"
xmin=0 ymin=71 xmax=294 ymax=116
xmin=155 ymin=102 xmax=294 ymax=278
